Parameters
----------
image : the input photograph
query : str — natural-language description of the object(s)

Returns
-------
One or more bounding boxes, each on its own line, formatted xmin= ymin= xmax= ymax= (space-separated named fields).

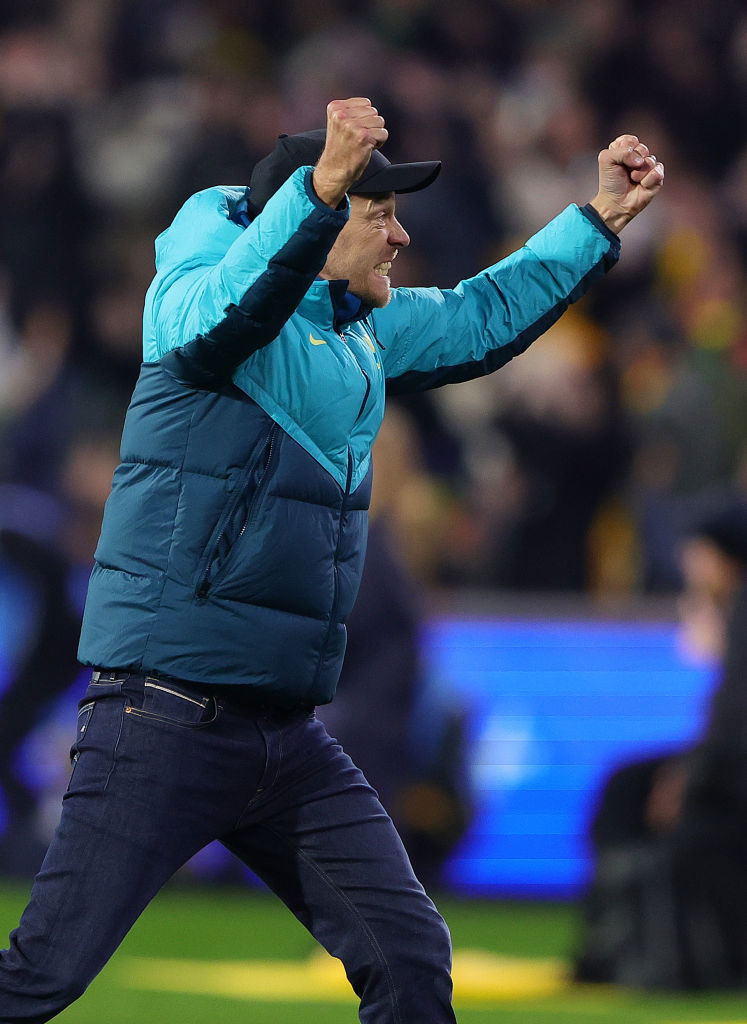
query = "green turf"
xmin=1 ymin=881 xmax=745 ymax=1023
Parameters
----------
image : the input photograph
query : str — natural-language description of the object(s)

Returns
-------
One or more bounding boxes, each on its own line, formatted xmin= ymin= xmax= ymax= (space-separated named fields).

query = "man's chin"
xmin=352 ymin=280 xmax=392 ymax=309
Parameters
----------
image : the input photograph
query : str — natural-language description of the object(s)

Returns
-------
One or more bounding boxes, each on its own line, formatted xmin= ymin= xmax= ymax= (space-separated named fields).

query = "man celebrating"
xmin=0 ymin=98 xmax=663 ymax=1022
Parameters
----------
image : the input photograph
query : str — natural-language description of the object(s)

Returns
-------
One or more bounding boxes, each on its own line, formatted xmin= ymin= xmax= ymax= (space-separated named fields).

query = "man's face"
xmin=319 ymin=193 xmax=410 ymax=308
xmin=677 ymin=537 xmax=742 ymax=661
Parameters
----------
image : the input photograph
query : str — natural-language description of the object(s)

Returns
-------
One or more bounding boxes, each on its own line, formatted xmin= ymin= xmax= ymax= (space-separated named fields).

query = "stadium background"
xmin=0 ymin=0 xmax=745 ymax=1018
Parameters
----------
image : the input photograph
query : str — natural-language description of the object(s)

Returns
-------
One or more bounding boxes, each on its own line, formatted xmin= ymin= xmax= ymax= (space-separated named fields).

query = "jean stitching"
xmin=66 ymin=704 xmax=96 ymax=791
xmin=143 ymin=680 xmax=209 ymax=708
xmin=233 ymin=721 xmax=284 ymax=824
xmin=124 ymin=700 xmax=218 ymax=731
xmin=273 ymin=727 xmax=285 ymax=793
xmin=103 ymin=702 xmax=127 ymax=791
xmin=33 ymin=700 xmax=134 ymax=963
xmin=264 ymin=823 xmax=402 ymax=1024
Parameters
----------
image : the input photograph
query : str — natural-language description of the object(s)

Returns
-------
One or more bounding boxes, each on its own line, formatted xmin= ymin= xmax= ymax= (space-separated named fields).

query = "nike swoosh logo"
xmin=309 ymin=333 xmax=327 ymax=346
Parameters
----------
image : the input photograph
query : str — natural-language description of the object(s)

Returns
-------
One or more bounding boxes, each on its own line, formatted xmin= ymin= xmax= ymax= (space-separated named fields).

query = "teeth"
xmin=374 ymin=262 xmax=392 ymax=276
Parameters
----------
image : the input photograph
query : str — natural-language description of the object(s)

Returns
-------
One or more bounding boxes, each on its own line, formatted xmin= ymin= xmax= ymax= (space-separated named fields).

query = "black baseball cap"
xmin=248 ymin=128 xmax=441 ymax=213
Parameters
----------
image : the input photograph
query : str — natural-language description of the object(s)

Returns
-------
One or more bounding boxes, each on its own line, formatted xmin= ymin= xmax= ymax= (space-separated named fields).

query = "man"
xmin=0 ymin=98 xmax=663 ymax=1022
xmin=575 ymin=500 xmax=747 ymax=989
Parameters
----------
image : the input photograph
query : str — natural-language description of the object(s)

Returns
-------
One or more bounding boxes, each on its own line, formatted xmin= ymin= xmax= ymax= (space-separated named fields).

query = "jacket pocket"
xmin=195 ymin=422 xmax=279 ymax=597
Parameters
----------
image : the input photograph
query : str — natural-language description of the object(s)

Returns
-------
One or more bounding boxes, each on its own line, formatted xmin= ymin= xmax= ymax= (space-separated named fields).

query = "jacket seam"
xmin=174 ymin=583 xmax=333 ymax=623
xmin=140 ymin=406 xmax=198 ymax=665
xmin=120 ymin=456 xmax=232 ymax=481
xmin=93 ymin=562 xmax=151 ymax=581
xmin=311 ymin=455 xmax=353 ymax=691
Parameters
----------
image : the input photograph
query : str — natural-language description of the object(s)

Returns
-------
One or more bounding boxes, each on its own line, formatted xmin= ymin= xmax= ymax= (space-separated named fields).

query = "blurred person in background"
xmin=575 ymin=500 xmax=747 ymax=989
xmin=319 ymin=405 xmax=472 ymax=891
xmin=0 ymin=297 xmax=80 ymax=494
xmin=0 ymin=93 xmax=663 ymax=1022
xmin=0 ymin=433 xmax=120 ymax=874
xmin=435 ymin=311 xmax=633 ymax=590
xmin=0 ymin=106 xmax=91 ymax=329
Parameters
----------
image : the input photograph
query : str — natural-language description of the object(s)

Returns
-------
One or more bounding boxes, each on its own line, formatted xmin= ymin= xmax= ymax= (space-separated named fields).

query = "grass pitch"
xmin=0 ymin=881 xmax=745 ymax=1023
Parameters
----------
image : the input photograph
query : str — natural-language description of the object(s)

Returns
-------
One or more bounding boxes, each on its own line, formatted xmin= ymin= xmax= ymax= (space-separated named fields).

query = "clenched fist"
xmin=313 ymin=98 xmax=389 ymax=209
xmin=589 ymin=135 xmax=665 ymax=234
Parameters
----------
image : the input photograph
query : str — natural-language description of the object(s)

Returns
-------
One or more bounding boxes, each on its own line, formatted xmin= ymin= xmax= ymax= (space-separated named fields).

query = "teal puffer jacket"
xmin=78 ymin=168 xmax=620 ymax=703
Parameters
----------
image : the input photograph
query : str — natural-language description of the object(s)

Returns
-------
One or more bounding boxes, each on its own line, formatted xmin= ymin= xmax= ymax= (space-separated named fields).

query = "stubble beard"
xmin=351 ymin=279 xmax=392 ymax=310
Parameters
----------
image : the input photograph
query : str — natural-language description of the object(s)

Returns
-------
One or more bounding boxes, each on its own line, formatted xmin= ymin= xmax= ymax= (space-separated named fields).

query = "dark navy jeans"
xmin=0 ymin=673 xmax=456 ymax=1023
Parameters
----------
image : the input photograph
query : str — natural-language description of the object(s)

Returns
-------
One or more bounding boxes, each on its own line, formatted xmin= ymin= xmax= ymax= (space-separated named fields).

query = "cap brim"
xmin=350 ymin=160 xmax=441 ymax=196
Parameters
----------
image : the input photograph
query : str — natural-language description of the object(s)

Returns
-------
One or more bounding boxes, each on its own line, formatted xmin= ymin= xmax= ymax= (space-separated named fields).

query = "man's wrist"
xmin=588 ymin=194 xmax=631 ymax=235
xmin=312 ymin=167 xmax=350 ymax=209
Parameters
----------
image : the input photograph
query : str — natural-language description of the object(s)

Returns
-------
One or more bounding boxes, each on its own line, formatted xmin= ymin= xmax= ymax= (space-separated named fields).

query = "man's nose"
xmin=389 ymin=218 xmax=410 ymax=248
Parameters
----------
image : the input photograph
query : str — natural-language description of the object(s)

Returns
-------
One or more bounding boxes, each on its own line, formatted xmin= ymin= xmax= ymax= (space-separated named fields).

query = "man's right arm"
xmin=155 ymin=97 xmax=386 ymax=390
xmin=156 ymin=171 xmax=348 ymax=389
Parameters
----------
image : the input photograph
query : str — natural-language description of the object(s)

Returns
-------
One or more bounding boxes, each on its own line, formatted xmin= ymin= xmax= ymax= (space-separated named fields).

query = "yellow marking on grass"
xmin=453 ymin=950 xmax=568 ymax=1001
xmin=121 ymin=948 xmax=569 ymax=1004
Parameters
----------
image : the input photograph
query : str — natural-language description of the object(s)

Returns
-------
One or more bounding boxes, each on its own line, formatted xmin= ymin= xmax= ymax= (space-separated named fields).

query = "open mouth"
xmin=373 ymin=249 xmax=398 ymax=278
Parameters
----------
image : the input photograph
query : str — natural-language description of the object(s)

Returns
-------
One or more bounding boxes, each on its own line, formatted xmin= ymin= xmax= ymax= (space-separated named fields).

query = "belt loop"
xmin=92 ymin=669 xmax=131 ymax=683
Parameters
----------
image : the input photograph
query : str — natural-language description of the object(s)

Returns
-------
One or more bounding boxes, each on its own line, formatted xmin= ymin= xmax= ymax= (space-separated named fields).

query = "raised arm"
xmin=155 ymin=175 xmax=347 ymax=389
xmin=155 ymin=99 xmax=387 ymax=389
xmin=377 ymin=135 xmax=664 ymax=393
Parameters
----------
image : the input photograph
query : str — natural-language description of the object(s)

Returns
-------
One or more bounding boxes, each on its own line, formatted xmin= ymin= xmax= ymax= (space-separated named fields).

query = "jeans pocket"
xmin=124 ymin=678 xmax=218 ymax=729
xmin=69 ymin=702 xmax=95 ymax=761
xmin=67 ymin=702 xmax=96 ymax=790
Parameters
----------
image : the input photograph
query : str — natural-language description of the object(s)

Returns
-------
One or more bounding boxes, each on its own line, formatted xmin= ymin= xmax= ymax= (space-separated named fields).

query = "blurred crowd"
xmin=0 ymin=0 xmax=745 ymax=597
xmin=0 ymin=0 xmax=745 ymax=962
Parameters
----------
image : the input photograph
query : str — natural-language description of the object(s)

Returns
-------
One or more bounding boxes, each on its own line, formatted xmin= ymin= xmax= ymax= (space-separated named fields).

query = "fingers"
xmin=626 ymin=147 xmax=664 ymax=190
xmin=631 ymin=157 xmax=664 ymax=189
xmin=592 ymin=131 xmax=664 ymax=231
xmin=326 ymin=97 xmax=389 ymax=151
xmin=601 ymin=133 xmax=664 ymax=189
xmin=314 ymin=98 xmax=389 ymax=207
xmin=638 ymin=160 xmax=665 ymax=191
xmin=604 ymin=134 xmax=644 ymax=167
xmin=606 ymin=135 xmax=662 ymax=173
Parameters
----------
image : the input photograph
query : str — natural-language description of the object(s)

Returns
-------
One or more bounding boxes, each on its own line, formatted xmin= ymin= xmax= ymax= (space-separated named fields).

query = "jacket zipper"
xmin=341 ymin=326 xmax=373 ymax=423
xmin=243 ymin=425 xmax=278 ymax=536
xmin=312 ymin=449 xmax=353 ymax=689
xmin=356 ymin=369 xmax=371 ymax=421
xmin=329 ymin=451 xmax=354 ymax=625
xmin=196 ymin=423 xmax=278 ymax=598
xmin=364 ymin=315 xmax=386 ymax=350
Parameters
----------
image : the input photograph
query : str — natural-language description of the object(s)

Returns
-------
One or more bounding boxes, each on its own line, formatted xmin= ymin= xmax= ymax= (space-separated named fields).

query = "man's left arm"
xmin=377 ymin=136 xmax=663 ymax=393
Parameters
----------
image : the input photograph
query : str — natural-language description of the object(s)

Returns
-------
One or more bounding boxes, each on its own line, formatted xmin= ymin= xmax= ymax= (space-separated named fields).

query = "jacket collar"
xmin=300 ymin=278 xmax=372 ymax=333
